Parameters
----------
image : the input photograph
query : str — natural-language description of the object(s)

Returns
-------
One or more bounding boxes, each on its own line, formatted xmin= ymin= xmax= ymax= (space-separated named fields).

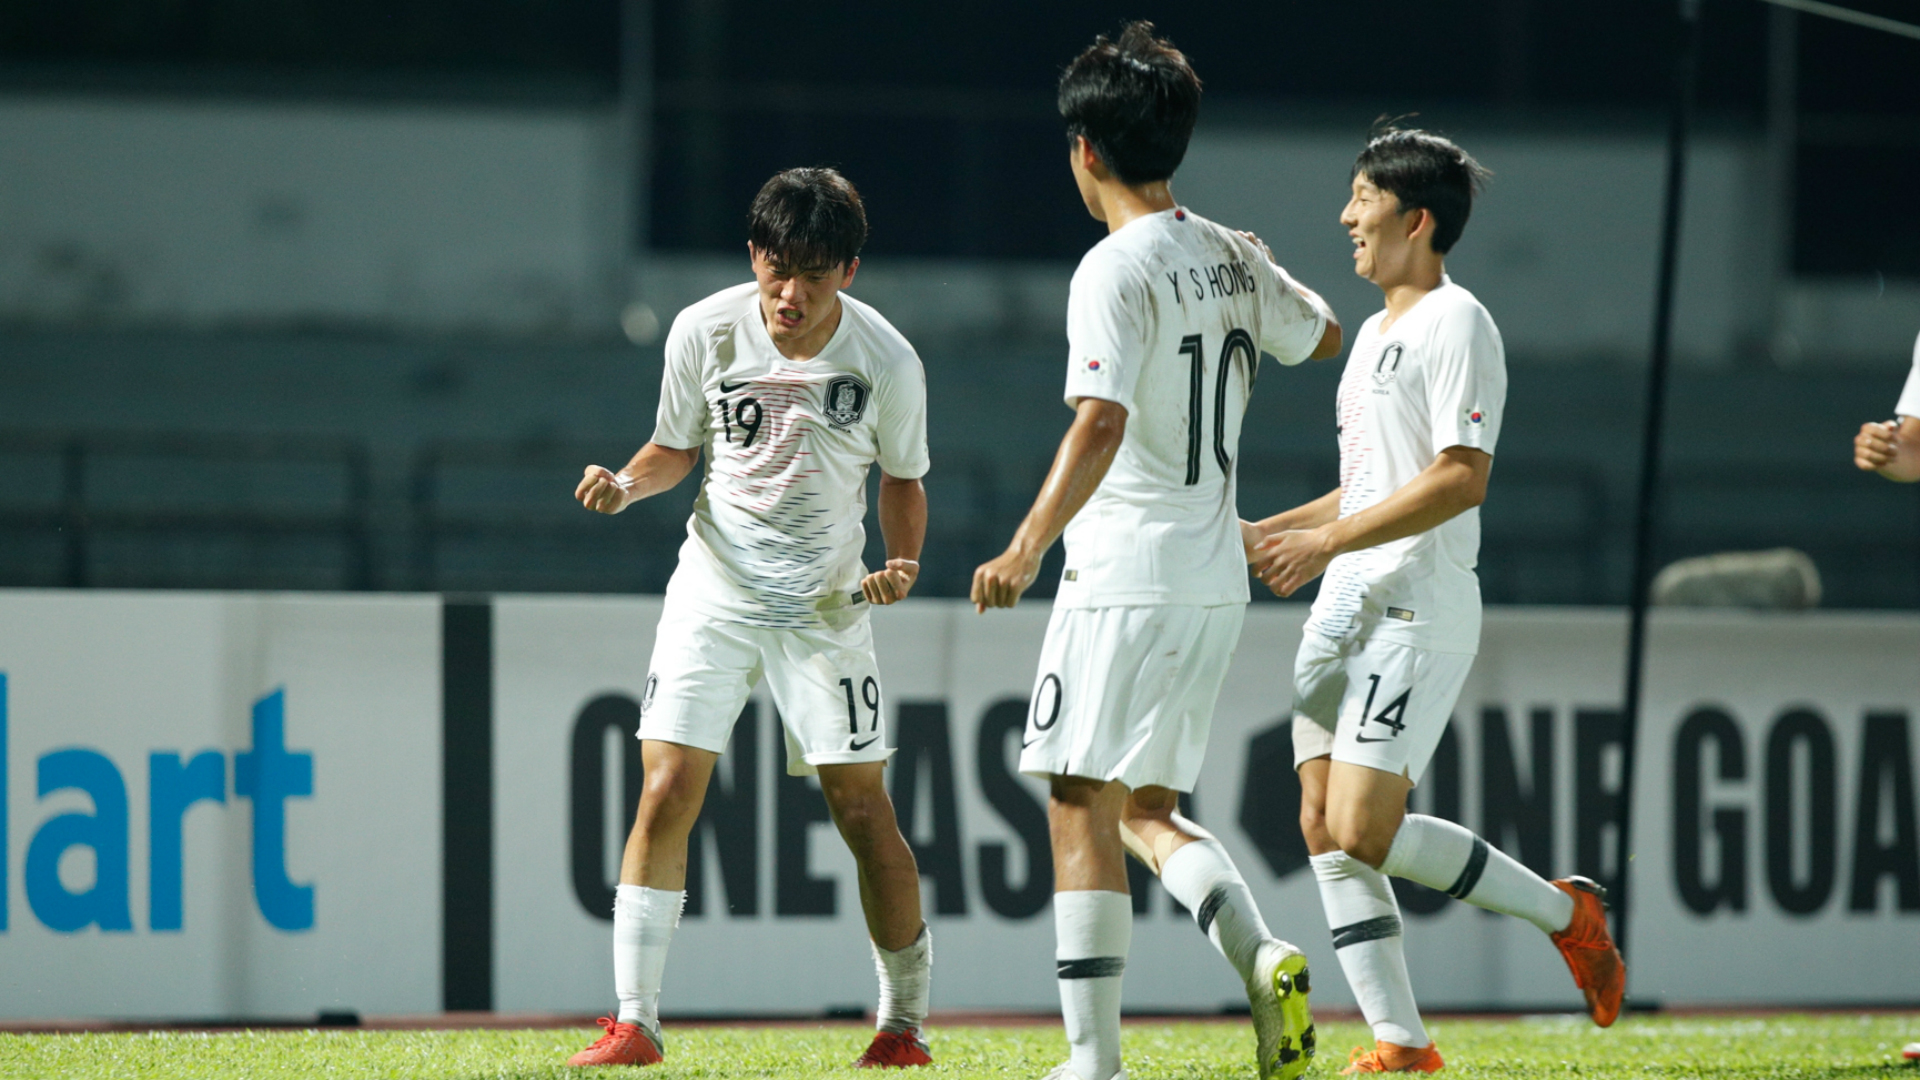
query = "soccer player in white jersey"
xmin=1851 ymin=331 xmax=1920 ymax=482
xmin=973 ymin=24 xmax=1342 ymax=1080
xmin=568 ymin=168 xmax=935 ymax=1069
xmin=1245 ymin=130 xmax=1624 ymax=1074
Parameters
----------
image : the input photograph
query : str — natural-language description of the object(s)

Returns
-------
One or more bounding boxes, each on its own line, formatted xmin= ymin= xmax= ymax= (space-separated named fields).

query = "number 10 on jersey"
xmin=1181 ymin=329 xmax=1257 ymax=485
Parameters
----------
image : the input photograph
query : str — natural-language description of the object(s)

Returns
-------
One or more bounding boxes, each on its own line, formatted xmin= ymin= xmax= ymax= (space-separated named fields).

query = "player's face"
xmin=1340 ymin=172 xmax=1420 ymax=287
xmin=750 ymin=245 xmax=857 ymax=346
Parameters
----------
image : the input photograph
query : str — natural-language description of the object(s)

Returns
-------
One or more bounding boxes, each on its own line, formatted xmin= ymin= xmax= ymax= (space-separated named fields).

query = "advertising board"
xmin=3 ymin=592 xmax=1914 ymax=1018
xmin=0 ymin=592 xmax=441 ymax=1019
xmin=491 ymin=599 xmax=1920 ymax=1013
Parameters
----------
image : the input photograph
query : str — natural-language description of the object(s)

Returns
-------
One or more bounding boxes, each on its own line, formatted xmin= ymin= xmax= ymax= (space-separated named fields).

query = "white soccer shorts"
xmin=639 ymin=599 xmax=894 ymax=776
xmin=1290 ymin=630 xmax=1474 ymax=784
xmin=1017 ymin=603 xmax=1245 ymax=792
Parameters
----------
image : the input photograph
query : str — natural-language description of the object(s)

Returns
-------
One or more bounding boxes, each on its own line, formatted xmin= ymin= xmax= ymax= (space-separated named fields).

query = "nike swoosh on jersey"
xmin=850 ymin=736 xmax=882 ymax=751
xmin=719 ymin=380 xmax=750 ymax=393
xmin=1354 ymin=733 xmax=1398 ymax=743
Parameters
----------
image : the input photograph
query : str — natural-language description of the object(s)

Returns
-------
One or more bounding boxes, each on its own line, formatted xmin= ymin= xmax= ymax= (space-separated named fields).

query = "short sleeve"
xmin=874 ymin=354 xmax=931 ymax=480
xmin=1063 ymin=253 xmax=1148 ymax=412
xmin=1256 ymin=262 xmax=1327 ymax=367
xmin=1425 ymin=304 xmax=1508 ymax=457
xmin=1897 ymin=333 xmax=1920 ymax=420
xmin=651 ymin=313 xmax=711 ymax=450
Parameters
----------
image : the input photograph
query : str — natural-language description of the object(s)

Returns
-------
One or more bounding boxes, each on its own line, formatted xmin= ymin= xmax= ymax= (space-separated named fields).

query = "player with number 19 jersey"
xmin=569 ymin=167 xmax=940 ymax=1073
xmin=1056 ymin=208 xmax=1327 ymax=609
xmin=654 ymin=281 xmax=930 ymax=631
xmin=640 ymin=277 xmax=929 ymax=774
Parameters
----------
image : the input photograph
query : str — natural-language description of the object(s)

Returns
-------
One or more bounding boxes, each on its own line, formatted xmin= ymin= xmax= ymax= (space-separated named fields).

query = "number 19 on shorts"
xmin=840 ymin=676 xmax=881 ymax=751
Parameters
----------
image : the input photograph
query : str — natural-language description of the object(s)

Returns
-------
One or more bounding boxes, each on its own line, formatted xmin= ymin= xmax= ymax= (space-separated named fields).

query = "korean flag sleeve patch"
xmin=1063 ymin=253 xmax=1147 ymax=412
xmin=1427 ymin=303 xmax=1507 ymax=456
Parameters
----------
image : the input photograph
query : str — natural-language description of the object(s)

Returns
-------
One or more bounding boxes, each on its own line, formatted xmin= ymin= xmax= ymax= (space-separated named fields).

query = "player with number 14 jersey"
xmin=1247 ymin=129 xmax=1623 ymax=1074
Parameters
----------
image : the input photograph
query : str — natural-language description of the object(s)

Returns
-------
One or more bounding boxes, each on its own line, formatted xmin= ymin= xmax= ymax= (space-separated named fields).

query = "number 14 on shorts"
xmin=1355 ymin=673 xmax=1409 ymax=743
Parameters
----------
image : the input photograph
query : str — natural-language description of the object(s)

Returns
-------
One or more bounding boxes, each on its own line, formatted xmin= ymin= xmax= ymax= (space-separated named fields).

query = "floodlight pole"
xmin=1617 ymin=0 xmax=1705 ymax=962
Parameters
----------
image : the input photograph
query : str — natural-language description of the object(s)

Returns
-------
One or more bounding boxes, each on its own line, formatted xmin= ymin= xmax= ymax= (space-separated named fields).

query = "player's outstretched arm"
xmin=971 ymin=398 xmax=1128 ymax=612
xmin=1296 ymin=283 xmax=1343 ymax=361
xmin=1240 ymin=487 xmax=1343 ymax=557
xmin=1854 ymin=417 xmax=1920 ymax=482
xmin=575 ymin=442 xmax=701 ymax=514
xmin=863 ymin=471 xmax=926 ymax=604
xmin=1252 ymin=446 xmax=1490 ymax=596
xmin=1238 ymin=231 xmax=1342 ymax=361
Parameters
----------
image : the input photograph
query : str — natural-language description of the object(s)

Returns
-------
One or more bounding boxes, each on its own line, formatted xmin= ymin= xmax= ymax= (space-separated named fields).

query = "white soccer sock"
xmin=1311 ymin=851 xmax=1426 ymax=1049
xmin=614 ymin=884 xmax=684 ymax=1032
xmin=1055 ymin=890 xmax=1130 ymax=1080
xmin=1158 ymin=837 xmax=1272 ymax=982
xmin=1378 ymin=814 xmax=1574 ymax=935
xmin=873 ymin=925 xmax=932 ymax=1033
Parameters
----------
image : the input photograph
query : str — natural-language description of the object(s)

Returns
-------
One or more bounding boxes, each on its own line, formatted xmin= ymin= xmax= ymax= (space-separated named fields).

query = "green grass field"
xmin=1 ymin=1015 xmax=1915 ymax=1080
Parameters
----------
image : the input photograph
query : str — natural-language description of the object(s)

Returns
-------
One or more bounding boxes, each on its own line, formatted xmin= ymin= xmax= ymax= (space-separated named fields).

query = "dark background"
xmin=4 ymin=0 xmax=1918 ymax=274
xmin=1 ymin=1 xmax=1917 ymax=606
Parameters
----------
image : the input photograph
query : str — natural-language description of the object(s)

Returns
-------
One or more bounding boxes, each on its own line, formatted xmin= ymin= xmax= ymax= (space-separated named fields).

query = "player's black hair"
xmin=746 ymin=167 xmax=869 ymax=271
xmin=1351 ymin=127 xmax=1490 ymax=255
xmin=1057 ymin=21 xmax=1202 ymax=186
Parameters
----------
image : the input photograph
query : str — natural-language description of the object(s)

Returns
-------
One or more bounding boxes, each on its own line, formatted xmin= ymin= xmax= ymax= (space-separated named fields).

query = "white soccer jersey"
xmin=1055 ymin=208 xmax=1327 ymax=609
xmin=652 ymin=282 xmax=930 ymax=629
xmin=1303 ymin=276 xmax=1507 ymax=654
xmin=1897 ymin=332 xmax=1920 ymax=420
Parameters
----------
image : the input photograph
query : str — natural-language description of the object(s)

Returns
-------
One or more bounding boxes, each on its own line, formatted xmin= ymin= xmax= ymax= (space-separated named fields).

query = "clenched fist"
xmin=862 ymin=559 xmax=920 ymax=605
xmin=971 ymin=548 xmax=1042 ymax=612
xmin=576 ymin=465 xmax=634 ymax=514
xmin=1855 ymin=420 xmax=1900 ymax=473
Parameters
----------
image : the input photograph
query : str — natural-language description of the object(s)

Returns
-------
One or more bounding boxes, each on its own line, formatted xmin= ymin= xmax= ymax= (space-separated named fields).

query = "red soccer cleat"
xmin=568 ymin=1016 xmax=664 ymax=1067
xmin=1550 ymin=876 xmax=1627 ymax=1028
xmin=854 ymin=1028 xmax=933 ymax=1067
xmin=1339 ymin=1041 xmax=1444 ymax=1074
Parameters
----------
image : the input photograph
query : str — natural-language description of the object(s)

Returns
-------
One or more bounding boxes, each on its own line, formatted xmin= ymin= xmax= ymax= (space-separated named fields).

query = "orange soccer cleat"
xmin=1339 ymin=1041 xmax=1444 ymax=1074
xmin=567 ymin=1016 xmax=664 ymax=1067
xmin=854 ymin=1028 xmax=933 ymax=1068
xmin=1550 ymin=876 xmax=1627 ymax=1027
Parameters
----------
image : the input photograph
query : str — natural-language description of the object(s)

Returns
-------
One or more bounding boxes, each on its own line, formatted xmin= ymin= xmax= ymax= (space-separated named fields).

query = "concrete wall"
xmin=2 ymin=94 xmax=1916 ymax=365
xmin=1177 ymin=125 xmax=1920 ymax=368
xmin=0 ymin=95 xmax=627 ymax=335
xmin=1180 ymin=129 xmax=1770 ymax=365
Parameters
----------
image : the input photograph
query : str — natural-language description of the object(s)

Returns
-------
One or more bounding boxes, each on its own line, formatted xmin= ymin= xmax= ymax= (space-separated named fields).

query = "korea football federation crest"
xmin=822 ymin=375 xmax=870 ymax=428
xmin=1372 ymin=342 xmax=1405 ymax=385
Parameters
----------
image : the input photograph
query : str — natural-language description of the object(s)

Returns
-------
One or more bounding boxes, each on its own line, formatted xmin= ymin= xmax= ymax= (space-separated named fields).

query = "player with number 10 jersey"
xmin=972 ymin=23 xmax=1342 ymax=1080
xmin=1054 ymin=208 xmax=1327 ymax=613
